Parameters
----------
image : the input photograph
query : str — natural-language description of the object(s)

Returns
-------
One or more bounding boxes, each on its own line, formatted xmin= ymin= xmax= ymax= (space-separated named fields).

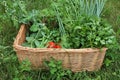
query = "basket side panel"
xmin=93 ymin=50 xmax=106 ymax=70
xmin=67 ymin=52 xmax=82 ymax=72
xmin=80 ymin=52 xmax=97 ymax=71
xmin=69 ymin=49 xmax=107 ymax=72
xmin=16 ymin=51 xmax=70 ymax=69
xmin=15 ymin=49 xmax=107 ymax=72
xmin=14 ymin=24 xmax=26 ymax=45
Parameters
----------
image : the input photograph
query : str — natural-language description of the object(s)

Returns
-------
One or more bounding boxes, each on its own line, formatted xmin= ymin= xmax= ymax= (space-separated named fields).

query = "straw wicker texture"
xmin=13 ymin=24 xmax=107 ymax=72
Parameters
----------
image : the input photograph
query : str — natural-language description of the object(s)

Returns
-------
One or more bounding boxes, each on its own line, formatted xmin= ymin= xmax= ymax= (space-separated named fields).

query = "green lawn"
xmin=0 ymin=0 xmax=120 ymax=80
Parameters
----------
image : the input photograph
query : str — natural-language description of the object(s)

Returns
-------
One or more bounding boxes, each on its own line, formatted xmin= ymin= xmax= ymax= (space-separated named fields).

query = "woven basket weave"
xmin=13 ymin=24 xmax=107 ymax=72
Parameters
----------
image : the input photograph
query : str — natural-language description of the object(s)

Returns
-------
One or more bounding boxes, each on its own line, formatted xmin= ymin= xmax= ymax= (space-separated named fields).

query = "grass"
xmin=0 ymin=0 xmax=120 ymax=80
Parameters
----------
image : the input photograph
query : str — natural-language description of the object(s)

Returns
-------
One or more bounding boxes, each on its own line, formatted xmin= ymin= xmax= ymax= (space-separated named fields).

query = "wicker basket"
xmin=13 ymin=24 xmax=107 ymax=72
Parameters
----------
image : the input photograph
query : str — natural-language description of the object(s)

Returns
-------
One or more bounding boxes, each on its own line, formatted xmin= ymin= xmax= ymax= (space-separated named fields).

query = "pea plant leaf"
xmin=30 ymin=23 xmax=39 ymax=32
xmin=34 ymin=40 xmax=41 ymax=48
xmin=48 ymin=61 xmax=56 ymax=68
xmin=26 ymin=37 xmax=34 ymax=43
xmin=50 ymin=68 xmax=57 ymax=74
xmin=22 ymin=42 xmax=31 ymax=47
xmin=100 ymin=40 xmax=105 ymax=45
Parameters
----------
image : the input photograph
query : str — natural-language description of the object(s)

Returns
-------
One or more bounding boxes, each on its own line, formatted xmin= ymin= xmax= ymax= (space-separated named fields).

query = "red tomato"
xmin=47 ymin=41 xmax=62 ymax=48
xmin=47 ymin=41 xmax=55 ymax=48
xmin=54 ymin=45 xmax=61 ymax=48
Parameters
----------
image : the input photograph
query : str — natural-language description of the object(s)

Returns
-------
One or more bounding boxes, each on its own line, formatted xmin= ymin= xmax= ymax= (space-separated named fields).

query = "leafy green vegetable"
xmin=21 ymin=0 xmax=115 ymax=49
xmin=30 ymin=23 xmax=39 ymax=32
xmin=26 ymin=37 xmax=34 ymax=43
xmin=34 ymin=40 xmax=41 ymax=48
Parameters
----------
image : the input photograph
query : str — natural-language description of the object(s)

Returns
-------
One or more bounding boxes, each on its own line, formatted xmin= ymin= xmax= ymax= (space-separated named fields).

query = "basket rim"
xmin=13 ymin=24 xmax=108 ymax=53
xmin=13 ymin=44 xmax=107 ymax=53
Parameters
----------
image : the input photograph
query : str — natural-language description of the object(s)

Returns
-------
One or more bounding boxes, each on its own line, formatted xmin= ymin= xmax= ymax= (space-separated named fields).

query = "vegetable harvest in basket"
xmin=22 ymin=0 xmax=116 ymax=49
